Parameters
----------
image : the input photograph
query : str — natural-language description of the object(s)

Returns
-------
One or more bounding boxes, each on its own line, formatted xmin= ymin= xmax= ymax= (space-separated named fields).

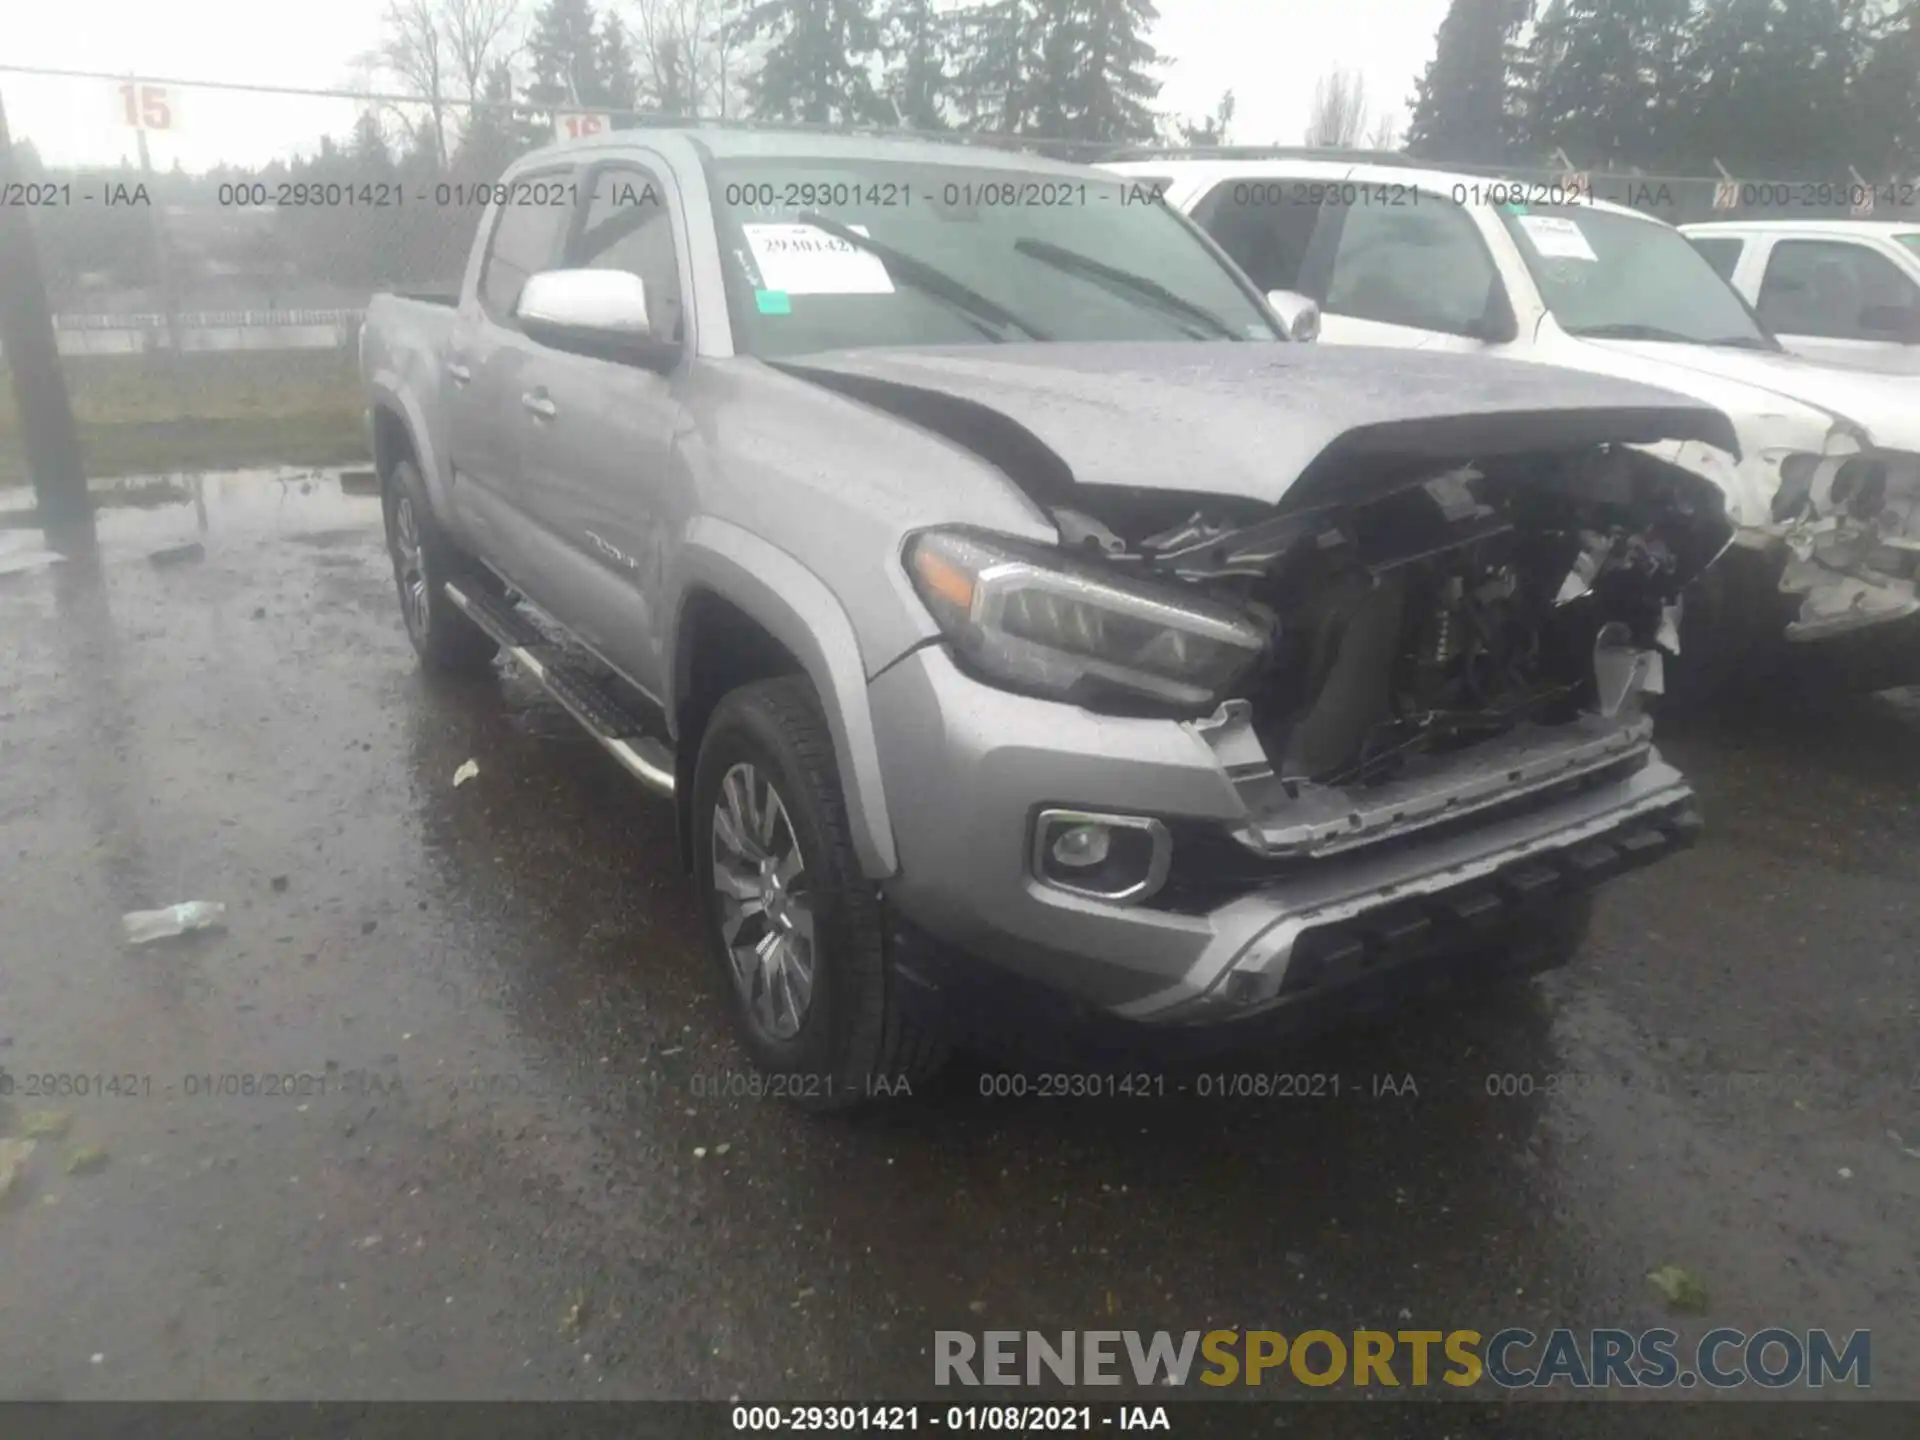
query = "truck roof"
xmin=1679 ymin=218 xmax=1920 ymax=237
xmin=513 ymin=124 xmax=1100 ymax=178
xmin=1103 ymin=154 xmax=1660 ymax=226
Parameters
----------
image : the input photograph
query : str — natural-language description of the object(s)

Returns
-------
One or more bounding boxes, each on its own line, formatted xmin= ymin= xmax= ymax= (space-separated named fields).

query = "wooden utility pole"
xmin=0 ymin=85 xmax=88 ymax=528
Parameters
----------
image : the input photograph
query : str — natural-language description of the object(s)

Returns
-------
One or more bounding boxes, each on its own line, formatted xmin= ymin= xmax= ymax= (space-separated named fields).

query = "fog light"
xmin=1031 ymin=809 xmax=1171 ymax=904
xmin=1050 ymin=824 xmax=1111 ymax=868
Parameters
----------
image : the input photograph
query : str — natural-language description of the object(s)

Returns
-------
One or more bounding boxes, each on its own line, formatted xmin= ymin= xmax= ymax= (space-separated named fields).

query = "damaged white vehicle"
xmin=1117 ymin=155 xmax=1920 ymax=682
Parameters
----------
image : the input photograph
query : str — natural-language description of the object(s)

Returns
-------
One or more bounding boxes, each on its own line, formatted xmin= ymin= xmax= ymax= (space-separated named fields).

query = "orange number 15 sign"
xmin=117 ymin=81 xmax=176 ymax=131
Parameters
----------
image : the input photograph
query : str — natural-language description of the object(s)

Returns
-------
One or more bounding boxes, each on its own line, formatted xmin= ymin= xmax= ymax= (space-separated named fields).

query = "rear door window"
xmin=1756 ymin=239 xmax=1920 ymax=339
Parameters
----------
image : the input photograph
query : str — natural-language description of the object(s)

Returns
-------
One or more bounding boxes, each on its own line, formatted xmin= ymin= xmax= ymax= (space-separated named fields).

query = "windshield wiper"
xmin=1703 ymin=335 xmax=1782 ymax=351
xmin=1013 ymin=237 xmax=1245 ymax=340
xmin=794 ymin=212 xmax=1052 ymax=342
xmin=1563 ymin=322 xmax=1700 ymax=343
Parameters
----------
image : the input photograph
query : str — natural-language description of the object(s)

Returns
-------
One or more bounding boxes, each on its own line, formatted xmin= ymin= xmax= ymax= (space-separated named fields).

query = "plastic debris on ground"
xmin=0 ymin=549 xmax=67 ymax=578
xmin=1646 ymin=1264 xmax=1710 ymax=1313
xmin=122 ymin=900 xmax=228 ymax=945
xmin=0 ymin=1139 xmax=36 ymax=1199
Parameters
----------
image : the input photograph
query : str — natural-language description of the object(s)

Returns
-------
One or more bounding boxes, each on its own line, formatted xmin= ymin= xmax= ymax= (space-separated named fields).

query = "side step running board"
xmin=443 ymin=580 xmax=676 ymax=797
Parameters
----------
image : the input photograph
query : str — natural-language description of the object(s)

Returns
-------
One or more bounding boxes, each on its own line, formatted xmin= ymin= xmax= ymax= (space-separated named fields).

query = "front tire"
xmin=691 ymin=677 xmax=947 ymax=1111
xmin=383 ymin=459 xmax=498 ymax=677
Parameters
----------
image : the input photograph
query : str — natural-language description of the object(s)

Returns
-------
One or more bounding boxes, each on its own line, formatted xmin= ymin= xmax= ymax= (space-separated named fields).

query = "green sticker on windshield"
xmin=755 ymin=289 xmax=792 ymax=315
xmin=1503 ymin=202 xmax=1528 ymax=216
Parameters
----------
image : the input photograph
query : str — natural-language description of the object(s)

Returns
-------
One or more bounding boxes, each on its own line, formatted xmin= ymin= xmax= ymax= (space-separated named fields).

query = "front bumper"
xmin=869 ymin=646 xmax=1699 ymax=1029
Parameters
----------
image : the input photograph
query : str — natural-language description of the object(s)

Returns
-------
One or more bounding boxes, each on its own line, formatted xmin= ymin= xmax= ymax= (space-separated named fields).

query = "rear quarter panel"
xmin=362 ymin=295 xmax=458 ymax=525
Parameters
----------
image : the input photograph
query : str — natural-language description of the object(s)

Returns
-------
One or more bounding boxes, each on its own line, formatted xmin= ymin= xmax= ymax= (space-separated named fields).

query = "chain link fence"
xmin=3 ymin=66 xmax=1915 ymax=482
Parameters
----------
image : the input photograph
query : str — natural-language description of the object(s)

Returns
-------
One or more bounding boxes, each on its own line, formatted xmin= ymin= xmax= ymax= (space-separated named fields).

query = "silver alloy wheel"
xmin=393 ymin=495 xmax=430 ymax=640
xmin=711 ymin=761 xmax=817 ymax=1041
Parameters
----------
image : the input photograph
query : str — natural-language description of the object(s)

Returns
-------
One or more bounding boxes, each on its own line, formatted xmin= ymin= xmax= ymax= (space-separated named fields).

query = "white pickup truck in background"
xmin=1110 ymin=154 xmax=1920 ymax=684
xmin=1680 ymin=219 xmax=1920 ymax=374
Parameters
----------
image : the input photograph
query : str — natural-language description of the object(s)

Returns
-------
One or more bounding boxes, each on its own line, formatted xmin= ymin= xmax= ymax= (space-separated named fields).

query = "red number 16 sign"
xmin=555 ymin=112 xmax=611 ymax=142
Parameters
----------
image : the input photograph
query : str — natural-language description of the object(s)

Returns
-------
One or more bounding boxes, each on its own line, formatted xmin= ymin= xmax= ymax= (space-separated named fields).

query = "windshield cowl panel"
xmin=708 ymin=158 xmax=1283 ymax=360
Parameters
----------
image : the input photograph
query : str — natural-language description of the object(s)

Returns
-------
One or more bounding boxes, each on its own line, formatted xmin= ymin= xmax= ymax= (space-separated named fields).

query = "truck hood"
xmin=1582 ymin=339 xmax=1920 ymax=452
xmin=772 ymin=343 xmax=1737 ymax=508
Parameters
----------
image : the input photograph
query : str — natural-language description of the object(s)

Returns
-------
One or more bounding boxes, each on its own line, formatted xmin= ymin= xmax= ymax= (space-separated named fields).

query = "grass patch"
xmin=0 ymin=350 xmax=368 ymax=481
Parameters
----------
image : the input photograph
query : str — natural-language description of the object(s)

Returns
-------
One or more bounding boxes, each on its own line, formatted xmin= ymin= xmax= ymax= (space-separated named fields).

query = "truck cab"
xmin=1680 ymin=219 xmax=1920 ymax=373
xmin=1114 ymin=153 xmax=1920 ymax=664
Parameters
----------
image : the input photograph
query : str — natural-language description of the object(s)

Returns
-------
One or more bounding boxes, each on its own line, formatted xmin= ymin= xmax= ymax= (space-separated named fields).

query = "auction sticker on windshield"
xmin=741 ymin=222 xmax=895 ymax=295
xmin=1515 ymin=214 xmax=1598 ymax=262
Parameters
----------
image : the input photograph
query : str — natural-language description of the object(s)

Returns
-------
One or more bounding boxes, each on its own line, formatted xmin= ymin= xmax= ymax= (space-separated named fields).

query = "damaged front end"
xmin=1769 ymin=438 xmax=1920 ymax=641
xmin=1024 ymin=441 xmax=1733 ymax=862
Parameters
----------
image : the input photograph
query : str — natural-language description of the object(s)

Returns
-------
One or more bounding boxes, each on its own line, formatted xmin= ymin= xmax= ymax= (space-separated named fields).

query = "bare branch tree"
xmin=1367 ymin=109 xmax=1400 ymax=151
xmin=1305 ymin=68 xmax=1369 ymax=148
xmin=382 ymin=0 xmax=452 ymax=170
xmin=445 ymin=0 xmax=523 ymax=101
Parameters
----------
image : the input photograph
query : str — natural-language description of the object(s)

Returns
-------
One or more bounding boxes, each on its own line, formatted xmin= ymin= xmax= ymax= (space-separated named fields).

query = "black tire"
xmin=691 ymin=676 xmax=948 ymax=1111
xmin=383 ymin=458 xmax=499 ymax=676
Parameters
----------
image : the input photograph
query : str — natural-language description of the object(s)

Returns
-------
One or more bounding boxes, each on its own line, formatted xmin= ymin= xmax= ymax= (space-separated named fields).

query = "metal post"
xmin=0 ymin=84 xmax=89 ymax=529
xmin=134 ymin=120 xmax=185 ymax=361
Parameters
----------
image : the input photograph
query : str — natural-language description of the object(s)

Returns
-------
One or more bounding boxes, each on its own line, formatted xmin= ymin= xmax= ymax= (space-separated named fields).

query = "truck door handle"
xmin=446 ymin=361 xmax=472 ymax=385
xmin=522 ymin=391 xmax=557 ymax=420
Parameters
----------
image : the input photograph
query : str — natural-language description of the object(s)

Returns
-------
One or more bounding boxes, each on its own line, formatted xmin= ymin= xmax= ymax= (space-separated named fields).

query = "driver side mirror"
xmin=516 ymin=269 xmax=679 ymax=371
xmin=1859 ymin=304 xmax=1920 ymax=343
xmin=1265 ymin=289 xmax=1321 ymax=342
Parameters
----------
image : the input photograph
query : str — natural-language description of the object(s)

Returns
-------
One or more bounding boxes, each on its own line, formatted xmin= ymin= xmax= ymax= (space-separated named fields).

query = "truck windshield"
xmin=1498 ymin=205 xmax=1779 ymax=350
xmin=708 ymin=158 xmax=1282 ymax=357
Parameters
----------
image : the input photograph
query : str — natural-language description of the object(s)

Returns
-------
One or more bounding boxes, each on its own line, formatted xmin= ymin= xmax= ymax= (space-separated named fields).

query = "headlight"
xmin=905 ymin=528 xmax=1269 ymax=711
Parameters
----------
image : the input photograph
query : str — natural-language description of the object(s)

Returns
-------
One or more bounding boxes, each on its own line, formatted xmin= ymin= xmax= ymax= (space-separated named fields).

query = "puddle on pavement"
xmin=0 ymin=467 xmax=381 ymax=561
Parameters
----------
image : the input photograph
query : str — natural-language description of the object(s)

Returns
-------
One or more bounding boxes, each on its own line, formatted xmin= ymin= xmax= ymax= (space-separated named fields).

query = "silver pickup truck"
xmin=361 ymin=129 xmax=1732 ymax=1108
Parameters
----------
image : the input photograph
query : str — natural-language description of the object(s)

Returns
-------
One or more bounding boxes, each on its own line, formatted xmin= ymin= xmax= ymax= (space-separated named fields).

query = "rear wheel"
xmin=692 ymin=677 xmax=947 ymax=1111
xmin=383 ymin=459 xmax=498 ymax=676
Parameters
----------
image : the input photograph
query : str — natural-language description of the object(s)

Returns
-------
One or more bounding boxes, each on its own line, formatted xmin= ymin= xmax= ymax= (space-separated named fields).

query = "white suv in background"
xmin=1680 ymin=219 xmax=1920 ymax=373
xmin=1109 ymin=154 xmax=1920 ymax=679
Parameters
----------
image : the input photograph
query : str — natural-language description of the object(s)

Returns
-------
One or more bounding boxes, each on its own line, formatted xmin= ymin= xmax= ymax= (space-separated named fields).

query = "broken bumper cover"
xmin=868 ymin=645 xmax=1698 ymax=1035
xmin=1764 ymin=447 xmax=1920 ymax=642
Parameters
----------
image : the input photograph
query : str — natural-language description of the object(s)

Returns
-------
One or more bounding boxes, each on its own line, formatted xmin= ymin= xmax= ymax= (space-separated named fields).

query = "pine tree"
xmin=880 ymin=0 xmax=957 ymax=128
xmin=453 ymin=60 xmax=528 ymax=183
xmin=1851 ymin=0 xmax=1920 ymax=175
xmin=1027 ymin=0 xmax=1163 ymax=143
xmin=1405 ymin=0 xmax=1531 ymax=162
xmin=527 ymin=0 xmax=612 ymax=113
xmin=736 ymin=0 xmax=891 ymax=125
xmin=1516 ymin=0 xmax=1692 ymax=168
xmin=600 ymin=14 xmax=643 ymax=114
xmin=949 ymin=0 xmax=1044 ymax=132
xmin=1676 ymin=0 xmax=1880 ymax=176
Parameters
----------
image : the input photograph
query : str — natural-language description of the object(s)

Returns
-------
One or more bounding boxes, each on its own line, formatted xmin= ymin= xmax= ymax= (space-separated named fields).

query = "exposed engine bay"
xmin=1057 ymin=445 xmax=1732 ymax=795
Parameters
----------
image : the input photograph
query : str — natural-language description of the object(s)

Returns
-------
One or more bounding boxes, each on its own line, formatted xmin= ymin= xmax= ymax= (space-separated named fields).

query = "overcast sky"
xmin=4 ymin=0 xmax=1451 ymax=171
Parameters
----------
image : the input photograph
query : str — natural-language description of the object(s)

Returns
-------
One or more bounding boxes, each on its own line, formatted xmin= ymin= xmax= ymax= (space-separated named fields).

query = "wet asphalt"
xmin=0 ymin=471 xmax=1915 ymax=1419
